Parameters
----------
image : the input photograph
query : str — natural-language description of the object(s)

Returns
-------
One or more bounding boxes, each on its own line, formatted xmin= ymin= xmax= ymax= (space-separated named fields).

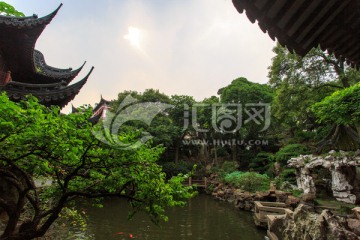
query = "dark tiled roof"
xmin=2 ymin=67 xmax=94 ymax=108
xmin=92 ymin=96 xmax=111 ymax=114
xmin=0 ymin=4 xmax=92 ymax=108
xmin=73 ymin=95 xmax=110 ymax=124
xmin=232 ymin=0 xmax=360 ymax=67
xmin=33 ymin=50 xmax=86 ymax=84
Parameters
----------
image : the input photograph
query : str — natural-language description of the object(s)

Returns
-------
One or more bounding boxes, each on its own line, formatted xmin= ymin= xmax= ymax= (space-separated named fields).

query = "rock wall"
xmin=269 ymin=204 xmax=360 ymax=240
xmin=207 ymin=173 xmax=360 ymax=239
xmin=288 ymin=150 xmax=360 ymax=204
xmin=208 ymin=175 xmax=300 ymax=212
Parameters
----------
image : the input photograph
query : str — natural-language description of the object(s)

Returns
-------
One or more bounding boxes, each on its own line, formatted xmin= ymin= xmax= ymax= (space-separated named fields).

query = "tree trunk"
xmin=213 ymin=147 xmax=218 ymax=165
xmin=174 ymin=140 xmax=180 ymax=163
xmin=231 ymin=145 xmax=236 ymax=162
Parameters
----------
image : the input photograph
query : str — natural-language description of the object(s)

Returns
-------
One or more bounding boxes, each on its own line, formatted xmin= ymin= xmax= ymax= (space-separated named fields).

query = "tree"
xmin=269 ymin=45 xmax=336 ymax=136
xmin=219 ymin=77 xmax=273 ymax=104
xmin=110 ymin=90 xmax=199 ymax=164
xmin=0 ymin=93 xmax=193 ymax=240
xmin=0 ymin=1 xmax=24 ymax=17
xmin=194 ymin=96 xmax=221 ymax=164
xmin=109 ymin=89 xmax=176 ymax=148
xmin=168 ymin=95 xmax=196 ymax=163
xmin=312 ymin=84 xmax=360 ymax=150
xmin=218 ymin=77 xmax=273 ymax=162
xmin=268 ymin=43 xmax=360 ymax=146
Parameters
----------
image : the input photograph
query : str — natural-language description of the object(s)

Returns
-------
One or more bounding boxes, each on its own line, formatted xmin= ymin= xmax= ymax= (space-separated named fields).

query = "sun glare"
xmin=124 ymin=26 xmax=142 ymax=49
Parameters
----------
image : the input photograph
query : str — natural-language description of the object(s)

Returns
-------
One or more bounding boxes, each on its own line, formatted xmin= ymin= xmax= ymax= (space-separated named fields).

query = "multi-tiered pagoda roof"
xmin=0 ymin=4 xmax=93 ymax=108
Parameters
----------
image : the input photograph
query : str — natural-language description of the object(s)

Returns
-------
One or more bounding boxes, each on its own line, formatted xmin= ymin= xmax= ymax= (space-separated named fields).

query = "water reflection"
xmin=64 ymin=194 xmax=265 ymax=240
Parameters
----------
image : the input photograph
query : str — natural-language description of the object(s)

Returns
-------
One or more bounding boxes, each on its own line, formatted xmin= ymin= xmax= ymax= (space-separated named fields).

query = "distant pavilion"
xmin=72 ymin=96 xmax=110 ymax=124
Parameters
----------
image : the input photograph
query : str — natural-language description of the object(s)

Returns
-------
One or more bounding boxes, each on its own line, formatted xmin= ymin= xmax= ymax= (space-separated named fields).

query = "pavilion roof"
xmin=0 ymin=4 xmax=93 ymax=108
xmin=4 ymin=67 xmax=94 ymax=108
xmin=232 ymin=0 xmax=360 ymax=67
xmin=92 ymin=96 xmax=111 ymax=114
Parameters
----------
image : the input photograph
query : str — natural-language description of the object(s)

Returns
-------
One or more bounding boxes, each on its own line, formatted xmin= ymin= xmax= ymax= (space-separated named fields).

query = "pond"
xmin=61 ymin=194 xmax=265 ymax=240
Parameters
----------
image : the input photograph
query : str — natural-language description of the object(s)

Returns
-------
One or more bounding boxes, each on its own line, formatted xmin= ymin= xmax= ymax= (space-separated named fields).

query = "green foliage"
xmin=109 ymin=89 xmax=176 ymax=148
xmin=223 ymin=171 xmax=270 ymax=192
xmin=208 ymin=161 xmax=238 ymax=180
xmin=59 ymin=207 xmax=88 ymax=231
xmin=291 ymin=129 xmax=325 ymax=143
xmin=339 ymin=206 xmax=353 ymax=215
xmin=216 ymin=77 xmax=275 ymax=162
xmin=206 ymin=183 xmax=215 ymax=192
xmin=110 ymin=90 xmax=198 ymax=160
xmin=221 ymin=161 xmax=238 ymax=173
xmin=312 ymin=84 xmax=360 ymax=150
xmin=219 ymin=77 xmax=273 ymax=104
xmin=268 ymin=44 xmax=360 ymax=137
xmin=0 ymin=1 xmax=24 ymax=16
xmin=0 ymin=93 xmax=194 ymax=239
xmin=275 ymin=144 xmax=309 ymax=166
xmin=161 ymin=161 xmax=195 ymax=178
xmin=248 ymin=152 xmax=274 ymax=173
xmin=291 ymin=189 xmax=303 ymax=198
xmin=312 ymin=83 xmax=360 ymax=125
xmin=169 ymin=94 xmax=196 ymax=128
xmin=279 ymin=168 xmax=297 ymax=185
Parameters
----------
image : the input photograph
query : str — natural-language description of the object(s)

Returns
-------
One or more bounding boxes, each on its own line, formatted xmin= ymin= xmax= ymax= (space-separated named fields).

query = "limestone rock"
xmin=274 ymin=162 xmax=282 ymax=176
xmin=353 ymin=207 xmax=360 ymax=220
xmin=301 ymin=193 xmax=316 ymax=203
xmin=347 ymin=219 xmax=360 ymax=236
xmin=287 ymin=151 xmax=360 ymax=204
xmin=285 ymin=195 xmax=300 ymax=208
xmin=270 ymin=204 xmax=360 ymax=240
xmin=355 ymin=149 xmax=360 ymax=156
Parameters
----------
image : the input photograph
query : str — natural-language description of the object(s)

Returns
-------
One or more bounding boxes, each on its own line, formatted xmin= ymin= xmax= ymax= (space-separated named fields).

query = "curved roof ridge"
xmin=0 ymin=3 xmax=62 ymax=28
xmin=33 ymin=50 xmax=86 ymax=84
xmin=67 ymin=66 xmax=94 ymax=90
xmin=0 ymin=4 xmax=93 ymax=108
xmin=93 ymin=94 xmax=110 ymax=113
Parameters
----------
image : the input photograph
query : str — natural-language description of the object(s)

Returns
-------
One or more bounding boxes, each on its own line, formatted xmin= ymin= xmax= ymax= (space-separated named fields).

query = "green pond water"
xmin=61 ymin=194 xmax=265 ymax=240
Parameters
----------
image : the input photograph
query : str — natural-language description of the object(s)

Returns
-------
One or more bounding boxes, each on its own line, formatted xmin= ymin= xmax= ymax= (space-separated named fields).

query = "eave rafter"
xmin=232 ymin=0 xmax=360 ymax=67
xmin=2 ymin=67 xmax=94 ymax=108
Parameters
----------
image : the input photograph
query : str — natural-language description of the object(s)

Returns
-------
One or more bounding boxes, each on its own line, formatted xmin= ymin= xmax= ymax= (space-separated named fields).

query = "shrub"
xmin=221 ymin=161 xmax=238 ymax=173
xmin=209 ymin=161 xmax=238 ymax=180
xmin=161 ymin=161 xmax=194 ymax=178
xmin=248 ymin=152 xmax=275 ymax=173
xmin=280 ymin=168 xmax=297 ymax=185
xmin=275 ymin=144 xmax=309 ymax=166
xmin=206 ymin=183 xmax=215 ymax=192
xmin=291 ymin=189 xmax=303 ymax=198
xmin=224 ymin=171 xmax=270 ymax=192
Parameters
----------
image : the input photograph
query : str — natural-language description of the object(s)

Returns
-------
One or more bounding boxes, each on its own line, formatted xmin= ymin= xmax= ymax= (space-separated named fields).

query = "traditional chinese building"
xmin=0 ymin=4 xmax=93 ymax=108
xmin=232 ymin=0 xmax=360 ymax=67
xmin=72 ymin=96 xmax=110 ymax=124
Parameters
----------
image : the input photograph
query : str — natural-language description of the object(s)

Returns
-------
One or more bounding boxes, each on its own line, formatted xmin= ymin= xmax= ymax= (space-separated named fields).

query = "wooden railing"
xmin=183 ymin=177 xmax=208 ymax=188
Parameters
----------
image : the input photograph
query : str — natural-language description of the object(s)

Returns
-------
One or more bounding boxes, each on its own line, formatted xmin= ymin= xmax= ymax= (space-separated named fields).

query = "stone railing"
xmin=253 ymin=201 xmax=292 ymax=228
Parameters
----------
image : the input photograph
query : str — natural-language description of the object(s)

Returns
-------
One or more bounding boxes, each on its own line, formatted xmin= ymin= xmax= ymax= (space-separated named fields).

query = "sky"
xmin=7 ymin=0 xmax=276 ymax=113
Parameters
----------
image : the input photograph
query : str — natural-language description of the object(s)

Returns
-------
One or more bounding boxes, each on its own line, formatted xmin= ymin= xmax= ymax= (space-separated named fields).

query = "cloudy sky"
xmin=7 ymin=0 xmax=276 ymax=113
